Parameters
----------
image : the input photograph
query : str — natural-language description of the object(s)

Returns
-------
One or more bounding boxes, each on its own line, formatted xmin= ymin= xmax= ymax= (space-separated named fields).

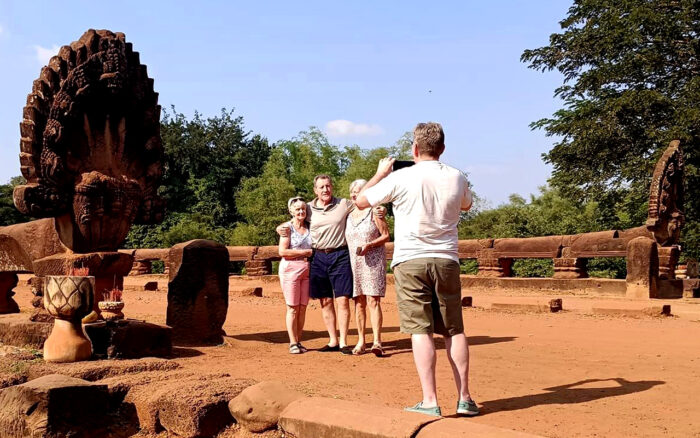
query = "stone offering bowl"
xmin=98 ymin=301 xmax=125 ymax=321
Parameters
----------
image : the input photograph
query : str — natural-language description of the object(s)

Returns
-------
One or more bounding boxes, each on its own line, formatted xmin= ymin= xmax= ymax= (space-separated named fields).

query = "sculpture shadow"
xmin=380 ymin=335 xmax=517 ymax=357
xmin=477 ymin=378 xmax=664 ymax=415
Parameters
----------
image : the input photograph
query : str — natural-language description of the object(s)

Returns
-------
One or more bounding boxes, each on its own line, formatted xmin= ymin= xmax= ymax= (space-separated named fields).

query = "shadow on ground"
xmin=479 ymin=378 xmax=665 ymax=415
xmin=231 ymin=328 xmax=515 ymax=356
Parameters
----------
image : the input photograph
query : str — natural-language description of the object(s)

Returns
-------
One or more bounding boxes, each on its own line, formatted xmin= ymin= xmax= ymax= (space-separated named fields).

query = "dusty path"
xmin=12 ymin=275 xmax=700 ymax=437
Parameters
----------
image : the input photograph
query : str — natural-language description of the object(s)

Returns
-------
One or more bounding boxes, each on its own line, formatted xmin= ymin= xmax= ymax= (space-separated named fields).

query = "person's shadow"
xmin=478 ymin=378 xmax=664 ymax=415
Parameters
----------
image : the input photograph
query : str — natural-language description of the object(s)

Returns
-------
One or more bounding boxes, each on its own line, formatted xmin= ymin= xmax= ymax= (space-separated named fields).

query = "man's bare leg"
xmin=354 ymin=296 xmax=367 ymax=352
xmin=444 ymin=333 xmax=472 ymax=401
xmin=319 ymin=297 xmax=338 ymax=347
xmin=336 ymin=296 xmax=351 ymax=348
xmin=411 ymin=333 xmax=438 ymax=407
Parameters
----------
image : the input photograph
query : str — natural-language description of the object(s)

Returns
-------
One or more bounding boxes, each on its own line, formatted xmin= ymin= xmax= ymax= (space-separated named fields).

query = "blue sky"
xmin=0 ymin=1 xmax=569 ymax=206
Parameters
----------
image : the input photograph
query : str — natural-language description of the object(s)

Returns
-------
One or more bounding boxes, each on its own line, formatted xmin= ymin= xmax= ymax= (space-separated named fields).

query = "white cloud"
xmin=325 ymin=120 xmax=383 ymax=137
xmin=33 ymin=44 xmax=60 ymax=66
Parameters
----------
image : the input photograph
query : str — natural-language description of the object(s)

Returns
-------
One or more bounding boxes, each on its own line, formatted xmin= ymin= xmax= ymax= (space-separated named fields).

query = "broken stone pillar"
xmin=167 ymin=240 xmax=229 ymax=345
xmin=245 ymin=259 xmax=272 ymax=276
xmin=476 ymin=249 xmax=512 ymax=277
xmin=0 ymin=272 xmax=19 ymax=314
xmin=626 ymin=237 xmax=659 ymax=299
xmin=657 ymin=245 xmax=680 ymax=279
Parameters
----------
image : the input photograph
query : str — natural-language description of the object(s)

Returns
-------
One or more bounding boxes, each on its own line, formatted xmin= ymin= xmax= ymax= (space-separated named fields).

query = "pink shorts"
xmin=279 ymin=259 xmax=310 ymax=306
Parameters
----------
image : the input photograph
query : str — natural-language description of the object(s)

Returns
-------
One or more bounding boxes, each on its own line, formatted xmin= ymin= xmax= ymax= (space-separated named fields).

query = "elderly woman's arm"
xmin=357 ymin=214 xmax=391 ymax=256
xmin=279 ymin=236 xmax=312 ymax=259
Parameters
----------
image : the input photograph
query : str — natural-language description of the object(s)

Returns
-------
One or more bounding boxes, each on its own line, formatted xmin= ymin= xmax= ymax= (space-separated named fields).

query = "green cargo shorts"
xmin=392 ymin=257 xmax=464 ymax=336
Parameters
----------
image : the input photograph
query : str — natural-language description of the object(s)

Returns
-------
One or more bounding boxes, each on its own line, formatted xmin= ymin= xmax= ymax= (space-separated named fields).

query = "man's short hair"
xmin=314 ymin=174 xmax=333 ymax=187
xmin=413 ymin=122 xmax=445 ymax=157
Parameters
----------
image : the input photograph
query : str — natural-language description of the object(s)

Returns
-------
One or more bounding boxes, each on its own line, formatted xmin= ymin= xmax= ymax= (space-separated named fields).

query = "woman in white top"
xmin=278 ymin=197 xmax=313 ymax=354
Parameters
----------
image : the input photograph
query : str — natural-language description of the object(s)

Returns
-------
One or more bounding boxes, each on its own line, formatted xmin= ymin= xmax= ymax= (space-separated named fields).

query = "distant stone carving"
xmin=646 ymin=140 xmax=684 ymax=247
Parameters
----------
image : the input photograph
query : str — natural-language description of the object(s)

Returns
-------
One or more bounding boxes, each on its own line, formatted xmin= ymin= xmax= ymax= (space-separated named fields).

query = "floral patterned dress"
xmin=345 ymin=210 xmax=386 ymax=297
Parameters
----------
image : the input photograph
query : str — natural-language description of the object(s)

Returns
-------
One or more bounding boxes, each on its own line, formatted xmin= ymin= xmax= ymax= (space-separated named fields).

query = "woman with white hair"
xmin=346 ymin=179 xmax=390 ymax=355
xmin=278 ymin=196 xmax=313 ymax=354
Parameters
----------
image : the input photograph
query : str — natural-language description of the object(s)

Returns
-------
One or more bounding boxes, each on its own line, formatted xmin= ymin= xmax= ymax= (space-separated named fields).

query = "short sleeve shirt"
xmin=307 ymin=197 xmax=355 ymax=250
xmin=363 ymin=160 xmax=472 ymax=267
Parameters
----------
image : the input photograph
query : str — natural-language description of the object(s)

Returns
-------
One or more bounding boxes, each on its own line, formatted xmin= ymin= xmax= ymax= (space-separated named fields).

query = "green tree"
xmin=0 ymin=176 xmax=30 ymax=226
xmin=125 ymin=108 xmax=270 ymax=248
xmin=522 ymin=0 xmax=700 ymax=259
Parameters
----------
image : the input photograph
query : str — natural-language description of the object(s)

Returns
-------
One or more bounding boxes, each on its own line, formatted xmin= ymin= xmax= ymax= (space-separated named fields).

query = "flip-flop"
xmin=296 ymin=343 xmax=308 ymax=353
xmin=318 ymin=344 xmax=340 ymax=352
xmin=370 ymin=344 xmax=384 ymax=357
xmin=340 ymin=346 xmax=354 ymax=355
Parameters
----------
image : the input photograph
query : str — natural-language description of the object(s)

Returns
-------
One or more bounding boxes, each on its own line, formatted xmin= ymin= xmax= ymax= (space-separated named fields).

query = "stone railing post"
xmin=130 ymin=260 xmax=152 ymax=276
xmin=476 ymin=249 xmax=512 ymax=277
xmin=553 ymin=248 xmax=588 ymax=279
xmin=245 ymin=260 xmax=272 ymax=276
xmin=657 ymin=245 xmax=680 ymax=279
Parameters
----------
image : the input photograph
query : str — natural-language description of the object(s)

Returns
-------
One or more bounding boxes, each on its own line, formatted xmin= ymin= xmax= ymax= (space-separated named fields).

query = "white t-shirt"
xmin=364 ymin=160 xmax=472 ymax=267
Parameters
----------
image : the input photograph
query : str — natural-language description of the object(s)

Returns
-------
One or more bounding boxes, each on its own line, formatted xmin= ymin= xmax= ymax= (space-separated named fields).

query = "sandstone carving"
xmin=0 ymin=29 xmax=164 ymax=320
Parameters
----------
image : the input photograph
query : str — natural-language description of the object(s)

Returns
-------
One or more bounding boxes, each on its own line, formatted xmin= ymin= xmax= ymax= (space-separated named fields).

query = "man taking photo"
xmin=355 ymin=122 xmax=477 ymax=418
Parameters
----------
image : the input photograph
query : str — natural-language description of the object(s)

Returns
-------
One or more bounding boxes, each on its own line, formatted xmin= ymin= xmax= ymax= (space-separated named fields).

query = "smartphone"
xmin=392 ymin=160 xmax=415 ymax=171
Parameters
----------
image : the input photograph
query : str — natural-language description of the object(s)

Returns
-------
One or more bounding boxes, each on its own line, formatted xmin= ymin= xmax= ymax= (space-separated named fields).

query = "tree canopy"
xmin=521 ymin=0 xmax=700 ymax=259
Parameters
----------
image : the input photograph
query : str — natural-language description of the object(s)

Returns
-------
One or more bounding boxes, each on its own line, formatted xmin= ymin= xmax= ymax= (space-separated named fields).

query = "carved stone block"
xmin=167 ymin=240 xmax=229 ymax=345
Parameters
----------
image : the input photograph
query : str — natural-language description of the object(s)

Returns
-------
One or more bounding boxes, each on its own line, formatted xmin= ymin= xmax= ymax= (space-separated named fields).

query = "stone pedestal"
xmin=657 ymin=245 xmax=680 ymax=279
xmin=626 ymin=237 xmax=659 ymax=299
xmin=0 ymin=272 xmax=19 ymax=314
xmin=130 ymin=260 xmax=152 ymax=275
xmin=245 ymin=259 xmax=272 ymax=276
xmin=476 ymin=250 xmax=512 ymax=277
xmin=167 ymin=240 xmax=229 ymax=345
xmin=43 ymin=275 xmax=95 ymax=363
xmin=553 ymin=257 xmax=588 ymax=279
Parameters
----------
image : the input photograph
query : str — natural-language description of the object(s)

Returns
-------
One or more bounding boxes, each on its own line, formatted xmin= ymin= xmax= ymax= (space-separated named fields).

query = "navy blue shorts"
xmin=310 ymin=247 xmax=353 ymax=299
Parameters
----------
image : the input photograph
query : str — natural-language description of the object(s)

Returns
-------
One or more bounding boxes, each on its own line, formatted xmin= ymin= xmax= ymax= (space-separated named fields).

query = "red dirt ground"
xmin=11 ymin=274 xmax=700 ymax=437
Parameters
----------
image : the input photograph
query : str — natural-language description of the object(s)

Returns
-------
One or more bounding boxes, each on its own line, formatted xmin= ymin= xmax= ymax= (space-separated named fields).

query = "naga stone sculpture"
xmin=14 ymin=28 xmax=164 ymax=251
xmin=0 ymin=29 xmax=165 ymax=316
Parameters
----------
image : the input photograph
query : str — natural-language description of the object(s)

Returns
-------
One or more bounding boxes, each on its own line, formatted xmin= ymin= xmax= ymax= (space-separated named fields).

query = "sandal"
xmin=296 ymin=343 xmax=308 ymax=353
xmin=352 ymin=345 xmax=366 ymax=355
xmin=340 ymin=346 xmax=354 ymax=355
xmin=370 ymin=344 xmax=384 ymax=357
xmin=289 ymin=344 xmax=302 ymax=354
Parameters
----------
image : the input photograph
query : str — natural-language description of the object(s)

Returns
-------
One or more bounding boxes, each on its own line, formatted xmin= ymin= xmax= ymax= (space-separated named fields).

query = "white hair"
xmin=349 ymin=179 xmax=367 ymax=193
